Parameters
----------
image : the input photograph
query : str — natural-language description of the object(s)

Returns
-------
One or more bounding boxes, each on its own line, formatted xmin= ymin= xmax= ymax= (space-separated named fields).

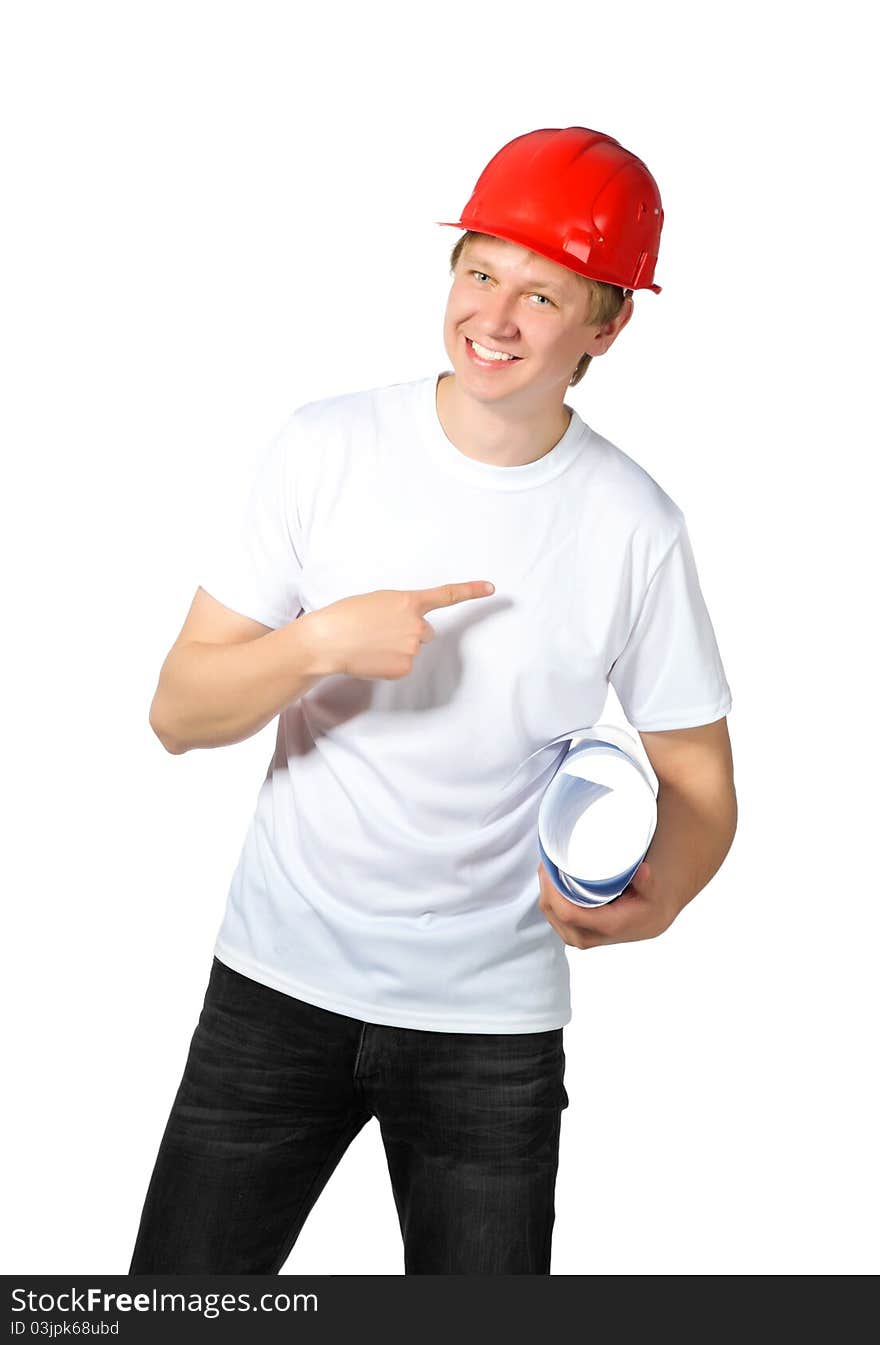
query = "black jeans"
xmin=129 ymin=957 xmax=569 ymax=1275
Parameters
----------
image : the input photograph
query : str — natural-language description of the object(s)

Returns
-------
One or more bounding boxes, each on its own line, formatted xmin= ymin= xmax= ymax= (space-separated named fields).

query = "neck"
xmin=435 ymin=372 xmax=572 ymax=468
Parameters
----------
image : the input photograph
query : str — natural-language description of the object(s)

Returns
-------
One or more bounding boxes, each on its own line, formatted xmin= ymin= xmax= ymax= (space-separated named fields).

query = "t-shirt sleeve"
xmin=608 ymin=521 xmax=732 ymax=731
xmin=198 ymin=417 xmax=305 ymax=630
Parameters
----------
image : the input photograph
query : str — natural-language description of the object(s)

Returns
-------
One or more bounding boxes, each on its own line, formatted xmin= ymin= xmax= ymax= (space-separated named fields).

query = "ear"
xmin=585 ymin=294 xmax=635 ymax=357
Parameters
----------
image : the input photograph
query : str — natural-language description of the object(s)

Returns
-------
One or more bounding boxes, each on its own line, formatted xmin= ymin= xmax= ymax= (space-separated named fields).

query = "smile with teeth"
xmin=467 ymin=337 xmax=521 ymax=362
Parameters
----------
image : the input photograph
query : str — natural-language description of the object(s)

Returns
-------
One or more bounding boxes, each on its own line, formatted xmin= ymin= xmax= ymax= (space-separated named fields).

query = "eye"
xmin=470 ymin=271 xmax=554 ymax=306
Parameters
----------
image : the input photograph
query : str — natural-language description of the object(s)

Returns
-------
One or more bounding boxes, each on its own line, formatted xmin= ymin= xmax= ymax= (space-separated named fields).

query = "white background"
xmin=2 ymin=0 xmax=877 ymax=1277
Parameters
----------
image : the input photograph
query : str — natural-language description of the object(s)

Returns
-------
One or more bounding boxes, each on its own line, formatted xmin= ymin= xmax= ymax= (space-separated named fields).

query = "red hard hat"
xmin=436 ymin=126 xmax=664 ymax=294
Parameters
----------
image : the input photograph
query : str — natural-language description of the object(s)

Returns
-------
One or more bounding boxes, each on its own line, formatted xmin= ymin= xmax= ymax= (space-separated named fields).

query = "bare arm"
xmin=150 ymin=607 xmax=328 ymax=754
xmin=149 ymin=579 xmax=495 ymax=755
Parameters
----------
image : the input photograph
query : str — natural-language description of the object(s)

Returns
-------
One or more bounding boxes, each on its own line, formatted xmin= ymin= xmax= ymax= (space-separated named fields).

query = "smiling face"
xmin=442 ymin=234 xmax=633 ymax=408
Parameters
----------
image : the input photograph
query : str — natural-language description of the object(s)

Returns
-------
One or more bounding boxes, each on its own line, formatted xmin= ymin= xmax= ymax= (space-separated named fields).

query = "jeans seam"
xmin=351 ymin=1021 xmax=368 ymax=1080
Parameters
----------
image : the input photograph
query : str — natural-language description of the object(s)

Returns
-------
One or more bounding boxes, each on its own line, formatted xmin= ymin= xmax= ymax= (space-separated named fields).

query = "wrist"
xmin=293 ymin=609 xmax=342 ymax=679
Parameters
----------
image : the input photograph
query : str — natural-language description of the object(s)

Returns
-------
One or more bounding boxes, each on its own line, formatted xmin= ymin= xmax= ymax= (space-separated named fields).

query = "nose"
xmin=478 ymin=287 xmax=520 ymax=338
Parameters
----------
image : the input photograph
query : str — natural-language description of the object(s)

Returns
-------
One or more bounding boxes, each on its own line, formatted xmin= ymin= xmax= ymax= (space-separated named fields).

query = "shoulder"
xmin=583 ymin=422 xmax=685 ymax=554
xmin=269 ymin=378 xmax=424 ymax=500
xmin=288 ymin=376 xmax=423 ymax=437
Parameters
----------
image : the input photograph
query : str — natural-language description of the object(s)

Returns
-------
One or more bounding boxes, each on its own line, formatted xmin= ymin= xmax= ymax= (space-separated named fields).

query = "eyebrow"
xmin=464 ymin=257 xmax=567 ymax=298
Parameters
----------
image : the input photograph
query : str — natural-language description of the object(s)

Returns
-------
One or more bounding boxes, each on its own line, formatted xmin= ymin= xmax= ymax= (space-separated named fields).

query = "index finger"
xmin=414 ymin=581 xmax=495 ymax=613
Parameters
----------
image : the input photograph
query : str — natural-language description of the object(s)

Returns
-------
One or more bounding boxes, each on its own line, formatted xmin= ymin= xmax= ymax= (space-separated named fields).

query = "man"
xmin=129 ymin=127 xmax=736 ymax=1275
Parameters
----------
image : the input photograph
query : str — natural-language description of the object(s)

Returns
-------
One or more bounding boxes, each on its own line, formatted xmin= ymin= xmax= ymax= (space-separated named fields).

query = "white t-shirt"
xmin=199 ymin=372 xmax=732 ymax=1033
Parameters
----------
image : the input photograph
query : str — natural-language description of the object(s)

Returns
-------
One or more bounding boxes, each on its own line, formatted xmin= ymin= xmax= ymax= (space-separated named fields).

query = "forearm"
xmin=643 ymin=777 xmax=738 ymax=917
xmin=150 ymin=612 xmax=329 ymax=754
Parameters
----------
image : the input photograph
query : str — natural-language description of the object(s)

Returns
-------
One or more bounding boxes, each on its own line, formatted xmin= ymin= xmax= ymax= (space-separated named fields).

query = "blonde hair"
xmin=448 ymin=230 xmax=631 ymax=387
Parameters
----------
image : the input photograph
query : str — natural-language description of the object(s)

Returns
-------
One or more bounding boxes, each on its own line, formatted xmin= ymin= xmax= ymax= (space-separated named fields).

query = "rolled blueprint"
xmin=486 ymin=723 xmax=658 ymax=908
